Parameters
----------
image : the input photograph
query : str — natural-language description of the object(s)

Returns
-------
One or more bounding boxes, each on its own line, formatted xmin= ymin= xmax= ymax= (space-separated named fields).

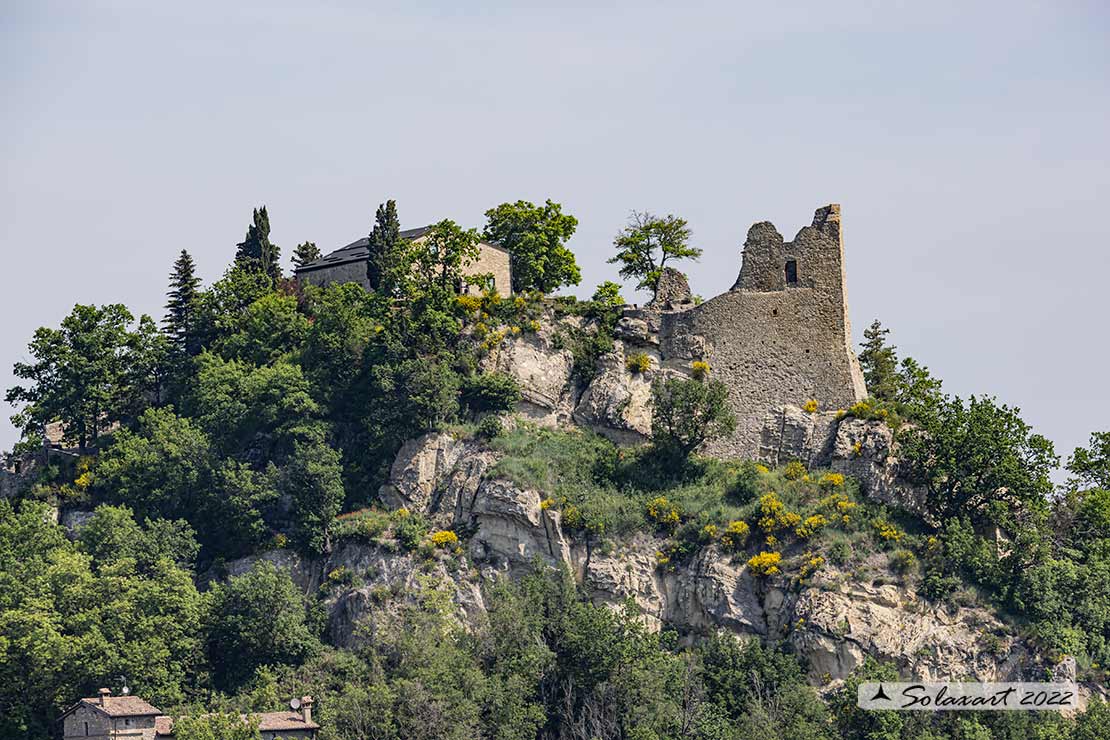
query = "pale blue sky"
xmin=2 ymin=1 xmax=1108 ymax=469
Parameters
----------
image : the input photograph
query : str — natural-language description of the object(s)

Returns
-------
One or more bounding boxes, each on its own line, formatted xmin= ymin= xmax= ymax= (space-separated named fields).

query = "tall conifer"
xmin=163 ymin=249 xmax=201 ymax=355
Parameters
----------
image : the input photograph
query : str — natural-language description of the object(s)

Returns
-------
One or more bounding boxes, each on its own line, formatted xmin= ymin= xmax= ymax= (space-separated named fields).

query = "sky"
xmin=2 ymin=0 xmax=1108 ymax=471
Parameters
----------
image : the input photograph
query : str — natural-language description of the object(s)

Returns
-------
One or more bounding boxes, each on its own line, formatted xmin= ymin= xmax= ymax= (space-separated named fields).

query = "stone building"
xmin=658 ymin=204 xmax=867 ymax=458
xmin=294 ymin=225 xmax=512 ymax=295
xmin=60 ymin=689 xmax=319 ymax=740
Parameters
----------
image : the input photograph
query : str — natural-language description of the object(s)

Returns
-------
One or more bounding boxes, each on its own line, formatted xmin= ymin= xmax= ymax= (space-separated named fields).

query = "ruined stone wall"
xmin=660 ymin=205 xmax=866 ymax=459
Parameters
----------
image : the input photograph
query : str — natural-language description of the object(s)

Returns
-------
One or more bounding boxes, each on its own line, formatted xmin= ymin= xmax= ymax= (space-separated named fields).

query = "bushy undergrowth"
xmin=488 ymin=424 xmax=912 ymax=580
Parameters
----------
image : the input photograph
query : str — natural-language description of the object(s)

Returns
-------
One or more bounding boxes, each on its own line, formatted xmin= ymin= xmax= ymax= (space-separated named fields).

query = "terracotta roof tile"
xmin=78 ymin=696 xmax=162 ymax=717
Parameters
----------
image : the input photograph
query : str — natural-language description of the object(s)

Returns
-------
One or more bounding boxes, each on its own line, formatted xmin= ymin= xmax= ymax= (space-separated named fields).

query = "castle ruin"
xmin=655 ymin=204 xmax=867 ymax=458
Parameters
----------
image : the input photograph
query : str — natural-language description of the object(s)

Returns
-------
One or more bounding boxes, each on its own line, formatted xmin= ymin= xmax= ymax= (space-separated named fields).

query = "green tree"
xmin=94 ymin=407 xmax=276 ymax=559
xmin=858 ymin=320 xmax=899 ymax=402
xmin=205 ymin=561 xmax=318 ymax=691
xmin=650 ymin=376 xmax=736 ymax=462
xmin=1068 ymin=431 xmax=1110 ymax=490
xmin=411 ymin=219 xmax=482 ymax=298
xmin=193 ymin=265 xmax=276 ymax=350
xmin=235 ymin=205 xmax=281 ymax=280
xmin=78 ymin=504 xmax=199 ymax=572
xmin=279 ymin=435 xmax=344 ymax=553
xmin=214 ymin=292 xmax=310 ymax=366
xmin=172 ymin=713 xmax=261 ymax=740
xmin=482 ymin=199 xmax=580 ymax=293
xmin=609 ymin=211 xmax=702 ymax=295
xmin=366 ymin=200 xmax=411 ymax=298
xmin=899 ymin=394 xmax=1058 ymax=527
xmin=0 ymin=500 xmax=205 ymax=739
xmin=6 ymin=304 xmax=155 ymax=451
xmin=164 ymin=249 xmax=203 ymax=356
xmin=591 ymin=280 xmax=625 ymax=308
xmin=291 ymin=241 xmax=322 ymax=270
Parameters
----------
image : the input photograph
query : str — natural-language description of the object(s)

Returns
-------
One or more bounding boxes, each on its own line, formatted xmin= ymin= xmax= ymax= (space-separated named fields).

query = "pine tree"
xmin=163 ymin=249 xmax=201 ymax=355
xmin=291 ymin=241 xmax=321 ymax=269
xmin=235 ymin=205 xmax=282 ymax=280
xmin=858 ymin=320 xmax=899 ymax=401
xmin=366 ymin=200 xmax=408 ymax=297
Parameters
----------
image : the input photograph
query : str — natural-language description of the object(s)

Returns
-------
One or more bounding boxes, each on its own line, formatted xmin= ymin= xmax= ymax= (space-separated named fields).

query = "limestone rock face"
xmin=789 ymin=579 xmax=1030 ymax=682
xmin=378 ymin=431 xmax=474 ymax=515
xmin=482 ymin=324 xmax=578 ymax=426
xmin=466 ymin=479 xmax=571 ymax=570
xmin=755 ymin=407 xmax=928 ymax=520
xmin=573 ymin=345 xmax=654 ymax=443
xmin=224 ymin=544 xmax=486 ymax=649
xmin=60 ymin=508 xmax=96 ymax=539
xmin=758 ymin=405 xmax=839 ymax=468
xmin=827 ymin=418 xmax=929 ymax=520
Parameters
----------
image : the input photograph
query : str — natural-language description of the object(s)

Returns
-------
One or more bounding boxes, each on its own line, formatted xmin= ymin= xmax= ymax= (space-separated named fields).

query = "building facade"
xmin=294 ymin=225 xmax=512 ymax=295
xmin=60 ymin=690 xmax=319 ymax=740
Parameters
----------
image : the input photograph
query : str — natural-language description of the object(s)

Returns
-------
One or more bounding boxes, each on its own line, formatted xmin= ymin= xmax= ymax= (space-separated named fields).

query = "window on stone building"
xmin=84 ymin=721 xmax=89 ymax=736
xmin=785 ymin=259 xmax=798 ymax=284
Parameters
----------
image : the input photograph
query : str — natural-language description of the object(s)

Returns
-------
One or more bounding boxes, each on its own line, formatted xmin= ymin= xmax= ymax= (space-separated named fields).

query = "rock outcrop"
xmin=309 ymin=432 xmax=1036 ymax=684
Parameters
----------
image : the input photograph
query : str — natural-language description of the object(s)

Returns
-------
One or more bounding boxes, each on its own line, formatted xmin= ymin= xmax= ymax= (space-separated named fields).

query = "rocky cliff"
xmin=222 ymin=428 xmax=1051 ymax=687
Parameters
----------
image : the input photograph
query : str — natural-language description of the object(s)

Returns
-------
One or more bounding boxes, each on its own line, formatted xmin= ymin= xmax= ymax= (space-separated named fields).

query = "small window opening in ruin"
xmin=785 ymin=259 xmax=798 ymax=284
xmin=85 ymin=722 xmax=89 ymax=736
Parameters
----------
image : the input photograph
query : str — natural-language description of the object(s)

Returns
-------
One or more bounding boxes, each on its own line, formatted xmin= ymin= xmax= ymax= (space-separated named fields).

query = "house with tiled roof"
xmin=294 ymin=225 xmax=512 ymax=296
xmin=60 ymin=689 xmax=319 ymax=740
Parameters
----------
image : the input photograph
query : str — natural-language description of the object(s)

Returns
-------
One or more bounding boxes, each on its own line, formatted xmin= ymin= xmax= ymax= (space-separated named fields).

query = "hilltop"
xmin=2 ymin=201 xmax=1108 ymax=740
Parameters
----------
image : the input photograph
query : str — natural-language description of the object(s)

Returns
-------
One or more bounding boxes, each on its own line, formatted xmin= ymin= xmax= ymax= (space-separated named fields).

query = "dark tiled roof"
xmin=294 ymin=226 xmax=506 ymax=274
xmin=294 ymin=226 xmax=431 ymax=273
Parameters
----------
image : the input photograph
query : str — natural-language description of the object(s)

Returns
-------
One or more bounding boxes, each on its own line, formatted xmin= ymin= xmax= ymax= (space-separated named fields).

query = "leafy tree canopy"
xmin=483 ymin=199 xmax=580 ymax=294
xmin=609 ymin=211 xmax=702 ymax=295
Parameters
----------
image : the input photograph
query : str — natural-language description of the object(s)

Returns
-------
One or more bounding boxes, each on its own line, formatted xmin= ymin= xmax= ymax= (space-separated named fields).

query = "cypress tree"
xmin=291 ymin=241 xmax=321 ymax=269
xmin=366 ymin=200 xmax=404 ymax=296
xmin=858 ymin=320 xmax=900 ymax=402
xmin=163 ymin=249 xmax=201 ymax=355
xmin=235 ymin=205 xmax=282 ymax=280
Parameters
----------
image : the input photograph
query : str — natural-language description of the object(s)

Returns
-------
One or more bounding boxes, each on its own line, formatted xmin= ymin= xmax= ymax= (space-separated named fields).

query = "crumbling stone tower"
xmin=659 ymin=204 xmax=866 ymax=458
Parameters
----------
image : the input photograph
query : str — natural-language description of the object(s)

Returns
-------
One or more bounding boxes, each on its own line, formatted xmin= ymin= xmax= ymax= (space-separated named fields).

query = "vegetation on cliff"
xmin=2 ymin=203 xmax=1109 ymax=739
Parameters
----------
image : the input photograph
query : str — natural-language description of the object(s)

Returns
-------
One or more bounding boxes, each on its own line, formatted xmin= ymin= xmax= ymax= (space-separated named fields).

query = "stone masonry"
xmin=657 ymin=204 xmax=866 ymax=459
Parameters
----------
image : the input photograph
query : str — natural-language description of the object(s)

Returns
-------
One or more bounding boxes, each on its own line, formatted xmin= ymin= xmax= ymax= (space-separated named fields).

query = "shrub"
xmin=873 ymin=520 xmax=904 ymax=542
xmin=819 ymin=472 xmax=845 ymax=488
xmin=651 ymin=376 xmax=736 ymax=461
xmin=803 ymin=399 xmax=819 ymax=413
xmin=430 ymin=529 xmax=459 ymax=548
xmin=748 ymin=551 xmax=782 ymax=576
xmin=455 ymin=294 xmax=483 ymax=313
xmin=476 ymin=414 xmax=503 ymax=439
xmin=890 ymin=548 xmax=918 ymax=575
xmin=782 ymin=461 xmax=807 ymax=481
xmin=646 ymin=496 xmax=681 ymax=530
xmin=758 ymin=493 xmax=801 ymax=535
xmin=461 ymin=372 xmax=521 ymax=415
xmin=795 ymin=514 xmax=828 ymax=539
xmin=626 ymin=352 xmax=651 ymax=373
xmin=799 ymin=554 xmax=825 ymax=579
xmin=720 ymin=520 xmax=750 ymax=550
xmin=690 ymin=360 xmax=710 ymax=380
